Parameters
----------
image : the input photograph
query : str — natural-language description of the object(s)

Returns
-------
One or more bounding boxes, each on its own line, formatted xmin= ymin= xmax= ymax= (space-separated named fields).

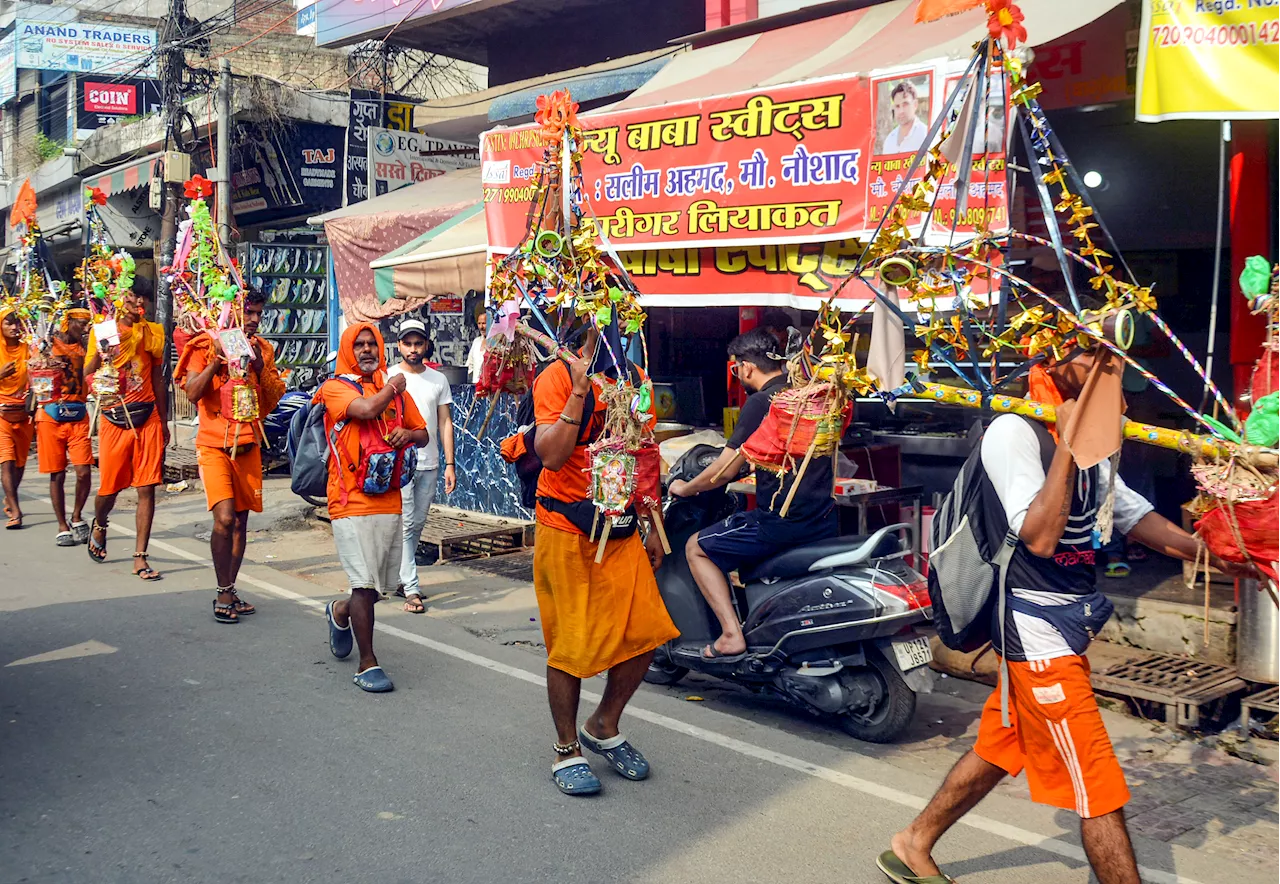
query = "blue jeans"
xmin=399 ymin=468 xmax=438 ymax=596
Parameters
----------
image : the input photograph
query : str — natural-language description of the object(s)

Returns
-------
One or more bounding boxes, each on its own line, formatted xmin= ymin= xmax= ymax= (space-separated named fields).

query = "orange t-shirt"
xmin=319 ymin=375 xmax=426 ymax=520
xmin=532 ymin=361 xmax=654 ymax=535
xmin=0 ymin=349 xmax=28 ymax=407
xmin=87 ymin=320 xmax=165 ymax=404
xmin=33 ymin=337 xmax=87 ymax=423
xmin=176 ymin=336 xmax=287 ymax=448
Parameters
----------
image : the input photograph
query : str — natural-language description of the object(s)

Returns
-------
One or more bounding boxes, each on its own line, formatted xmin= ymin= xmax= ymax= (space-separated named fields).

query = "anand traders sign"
xmin=15 ymin=20 xmax=158 ymax=77
xmin=315 ymin=0 xmax=484 ymax=46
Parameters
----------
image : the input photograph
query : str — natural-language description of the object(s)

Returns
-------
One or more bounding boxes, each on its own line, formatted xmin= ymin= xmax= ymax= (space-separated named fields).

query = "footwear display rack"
xmin=247 ymin=241 xmax=331 ymax=390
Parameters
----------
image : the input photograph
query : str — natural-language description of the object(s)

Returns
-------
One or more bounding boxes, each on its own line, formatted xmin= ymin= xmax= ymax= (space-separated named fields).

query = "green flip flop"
xmin=876 ymin=850 xmax=956 ymax=884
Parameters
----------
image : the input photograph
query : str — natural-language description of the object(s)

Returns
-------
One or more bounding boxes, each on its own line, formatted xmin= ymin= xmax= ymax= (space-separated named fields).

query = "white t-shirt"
xmin=466 ymin=337 xmax=485 ymax=383
xmin=388 ymin=363 xmax=453 ymax=471
xmin=980 ymin=414 xmax=1154 ymax=660
xmin=882 ymin=117 xmax=928 ymax=154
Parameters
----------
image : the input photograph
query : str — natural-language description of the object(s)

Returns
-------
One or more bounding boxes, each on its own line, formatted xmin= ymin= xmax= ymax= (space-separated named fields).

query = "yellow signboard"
xmin=1136 ymin=0 xmax=1280 ymax=121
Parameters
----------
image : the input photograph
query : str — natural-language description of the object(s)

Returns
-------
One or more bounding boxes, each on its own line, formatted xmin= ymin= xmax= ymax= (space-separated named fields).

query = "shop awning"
xmin=613 ymin=0 xmax=1122 ymax=110
xmin=315 ymin=167 xmax=485 ymax=322
xmin=370 ymin=203 xmax=486 ymax=304
xmin=83 ymin=152 xmax=164 ymax=197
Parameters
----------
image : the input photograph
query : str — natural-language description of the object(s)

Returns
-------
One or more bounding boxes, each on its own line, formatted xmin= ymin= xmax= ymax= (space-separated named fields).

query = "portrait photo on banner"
xmin=872 ymin=71 xmax=932 ymax=156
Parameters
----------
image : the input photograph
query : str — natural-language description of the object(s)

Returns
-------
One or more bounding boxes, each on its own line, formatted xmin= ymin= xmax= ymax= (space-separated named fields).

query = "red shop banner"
xmin=482 ymin=61 xmax=1010 ymax=254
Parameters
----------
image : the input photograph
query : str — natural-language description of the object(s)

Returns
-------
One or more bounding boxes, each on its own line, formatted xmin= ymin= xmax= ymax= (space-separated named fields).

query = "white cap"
xmin=397 ymin=318 xmax=428 ymax=341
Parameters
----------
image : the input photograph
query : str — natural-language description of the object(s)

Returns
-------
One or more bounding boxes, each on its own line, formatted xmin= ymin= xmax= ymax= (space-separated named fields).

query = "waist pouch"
xmin=538 ymin=495 xmax=638 ymax=541
xmin=43 ymin=402 xmax=88 ymax=423
xmin=102 ymin=402 xmax=155 ymax=429
xmin=1005 ymin=591 xmax=1115 ymax=657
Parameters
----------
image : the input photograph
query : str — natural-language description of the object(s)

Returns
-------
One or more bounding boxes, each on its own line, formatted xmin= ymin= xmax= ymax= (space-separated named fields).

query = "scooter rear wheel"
xmin=643 ymin=661 xmax=689 ymax=686
xmin=835 ymin=650 xmax=916 ymax=744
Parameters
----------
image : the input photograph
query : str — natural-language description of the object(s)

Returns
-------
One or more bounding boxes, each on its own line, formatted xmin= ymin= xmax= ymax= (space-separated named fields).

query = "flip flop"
xmin=701 ymin=643 xmax=747 ymax=663
xmin=326 ymin=600 xmax=353 ymax=660
xmin=875 ymin=850 xmax=956 ymax=884
xmin=353 ymin=666 xmax=394 ymax=693
xmin=403 ymin=595 xmax=425 ymax=614
xmin=71 ymin=521 xmax=90 ymax=544
xmin=551 ymin=756 xmax=602 ymax=796
xmin=6 ymin=516 xmax=22 ymax=530
xmin=55 ymin=531 xmax=76 ymax=547
xmin=87 ymin=520 xmax=107 ymax=563
xmin=579 ymin=727 xmax=650 ymax=780
xmin=1105 ymin=562 xmax=1131 ymax=578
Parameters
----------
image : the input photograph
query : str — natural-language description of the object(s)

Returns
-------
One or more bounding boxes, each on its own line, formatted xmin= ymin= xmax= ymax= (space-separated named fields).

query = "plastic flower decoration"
xmin=184 ymin=174 xmax=213 ymax=200
xmin=534 ymin=90 xmax=580 ymax=141
xmin=986 ymin=0 xmax=1026 ymax=49
xmin=86 ymin=186 xmax=107 ymax=206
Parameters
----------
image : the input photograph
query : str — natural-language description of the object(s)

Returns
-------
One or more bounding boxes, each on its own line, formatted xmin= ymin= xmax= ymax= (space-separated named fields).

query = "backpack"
xmin=928 ymin=415 xmax=1057 ymax=650
xmin=927 ymin=415 xmax=1055 ymax=725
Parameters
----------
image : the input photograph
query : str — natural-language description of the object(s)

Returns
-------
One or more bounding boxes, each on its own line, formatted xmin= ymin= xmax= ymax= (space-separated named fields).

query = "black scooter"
xmin=646 ymin=445 xmax=934 ymax=743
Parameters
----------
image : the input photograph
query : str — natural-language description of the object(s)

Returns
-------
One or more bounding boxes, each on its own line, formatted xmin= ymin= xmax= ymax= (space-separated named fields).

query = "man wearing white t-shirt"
xmin=389 ymin=318 xmax=457 ymax=612
xmin=881 ymin=81 xmax=928 ymax=155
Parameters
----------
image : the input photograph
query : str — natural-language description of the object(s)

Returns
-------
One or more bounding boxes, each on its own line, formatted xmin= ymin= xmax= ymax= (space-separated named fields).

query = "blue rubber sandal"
xmin=579 ymin=727 xmax=650 ymax=780
xmin=353 ymin=666 xmax=394 ymax=693
xmin=326 ymin=601 xmax=353 ymax=660
xmin=552 ymin=756 xmax=601 ymax=796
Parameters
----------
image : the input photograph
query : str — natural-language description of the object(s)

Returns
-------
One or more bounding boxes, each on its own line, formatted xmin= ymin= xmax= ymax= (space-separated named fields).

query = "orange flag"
xmin=914 ymin=0 xmax=985 ymax=23
xmin=9 ymin=179 xmax=36 ymax=229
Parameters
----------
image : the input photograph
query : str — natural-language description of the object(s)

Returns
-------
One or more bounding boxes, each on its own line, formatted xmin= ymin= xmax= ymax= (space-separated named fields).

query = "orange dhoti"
xmin=533 ymin=523 xmax=679 ymax=679
xmin=97 ymin=411 xmax=165 ymax=496
xmin=197 ymin=444 xmax=263 ymax=512
xmin=974 ymin=654 xmax=1130 ymax=819
xmin=0 ymin=415 xmax=33 ymax=468
xmin=36 ymin=418 xmax=92 ymax=474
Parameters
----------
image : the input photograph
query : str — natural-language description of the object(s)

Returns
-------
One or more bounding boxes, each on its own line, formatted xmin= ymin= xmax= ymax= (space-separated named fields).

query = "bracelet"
xmin=571 ymin=390 xmax=587 ymax=399
xmin=445 ymin=462 xmax=454 ymax=467
xmin=559 ymin=414 xmax=582 ymax=426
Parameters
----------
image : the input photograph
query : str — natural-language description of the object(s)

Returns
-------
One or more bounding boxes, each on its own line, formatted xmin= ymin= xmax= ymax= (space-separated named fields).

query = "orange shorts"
xmin=974 ymin=654 xmax=1129 ymax=819
xmin=0 ymin=416 xmax=33 ymax=467
xmin=36 ymin=417 xmax=93 ymax=473
xmin=98 ymin=411 xmax=164 ymax=496
xmin=197 ymin=444 xmax=263 ymax=513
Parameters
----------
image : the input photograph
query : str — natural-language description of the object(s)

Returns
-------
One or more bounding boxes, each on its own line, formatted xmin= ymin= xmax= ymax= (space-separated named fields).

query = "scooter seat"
xmin=742 ymin=532 xmax=901 ymax=583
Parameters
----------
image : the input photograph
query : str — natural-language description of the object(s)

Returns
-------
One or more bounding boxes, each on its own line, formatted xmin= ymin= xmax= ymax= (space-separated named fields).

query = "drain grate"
xmin=421 ymin=507 xmax=533 ymax=563
xmin=1092 ymin=651 xmax=1246 ymax=728
xmin=1240 ymin=686 xmax=1279 ymax=741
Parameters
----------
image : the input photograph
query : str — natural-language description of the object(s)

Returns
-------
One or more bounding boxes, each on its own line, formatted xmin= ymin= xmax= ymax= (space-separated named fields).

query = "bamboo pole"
xmin=916 ymin=382 xmax=1278 ymax=467
xmin=595 ymin=517 xmax=612 ymax=564
xmin=649 ymin=506 xmax=671 ymax=555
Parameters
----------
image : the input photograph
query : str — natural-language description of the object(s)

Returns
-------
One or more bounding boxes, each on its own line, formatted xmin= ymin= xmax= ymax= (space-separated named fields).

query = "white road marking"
xmin=100 ymin=522 xmax=1197 ymax=884
xmin=7 ymin=640 xmax=118 ymax=667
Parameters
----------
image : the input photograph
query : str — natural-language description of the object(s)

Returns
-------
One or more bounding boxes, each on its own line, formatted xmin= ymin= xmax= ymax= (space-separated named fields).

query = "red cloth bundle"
xmin=1195 ymin=491 xmax=1279 ymax=585
xmin=475 ymin=346 xmax=534 ymax=398
xmin=740 ymin=385 xmax=851 ymax=470
xmin=633 ymin=442 xmax=662 ymax=509
xmin=1251 ymin=346 xmax=1278 ymax=401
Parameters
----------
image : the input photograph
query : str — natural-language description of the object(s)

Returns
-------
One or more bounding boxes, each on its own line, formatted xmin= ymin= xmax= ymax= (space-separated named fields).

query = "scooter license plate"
xmin=891 ymin=636 xmax=933 ymax=671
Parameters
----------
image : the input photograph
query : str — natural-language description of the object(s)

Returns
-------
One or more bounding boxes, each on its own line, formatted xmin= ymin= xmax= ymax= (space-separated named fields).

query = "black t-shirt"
xmin=727 ymin=375 xmax=835 ymax=529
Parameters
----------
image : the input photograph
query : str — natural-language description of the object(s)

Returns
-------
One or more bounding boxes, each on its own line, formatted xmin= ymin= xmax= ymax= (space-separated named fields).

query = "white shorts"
xmin=332 ymin=513 xmax=402 ymax=594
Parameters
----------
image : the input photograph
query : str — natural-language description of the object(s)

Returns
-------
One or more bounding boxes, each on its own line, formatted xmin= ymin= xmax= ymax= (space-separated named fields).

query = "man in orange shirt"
xmin=531 ymin=323 xmax=676 ymax=795
xmin=84 ymin=289 xmax=169 ymax=579
xmin=37 ymin=307 xmax=93 ymax=546
xmin=176 ymin=289 xmax=285 ymax=623
xmin=320 ymin=323 xmax=427 ymax=693
xmin=0 ymin=307 xmax=32 ymax=530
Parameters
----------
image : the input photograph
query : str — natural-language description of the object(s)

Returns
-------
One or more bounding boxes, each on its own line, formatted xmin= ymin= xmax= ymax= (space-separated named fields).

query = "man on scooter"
xmin=669 ymin=329 xmax=837 ymax=662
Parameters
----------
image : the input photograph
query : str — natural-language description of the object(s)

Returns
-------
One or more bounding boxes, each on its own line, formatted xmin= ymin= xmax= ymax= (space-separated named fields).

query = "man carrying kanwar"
xmin=880 ymin=346 xmax=1255 ymax=884
xmin=320 ymin=323 xmax=427 ymax=693
xmin=37 ymin=306 xmax=93 ymax=546
xmin=531 ymin=321 xmax=677 ymax=796
xmin=0 ymin=307 xmax=32 ymax=530
xmin=84 ymin=287 xmax=169 ymax=579
xmin=175 ymin=288 xmax=285 ymax=623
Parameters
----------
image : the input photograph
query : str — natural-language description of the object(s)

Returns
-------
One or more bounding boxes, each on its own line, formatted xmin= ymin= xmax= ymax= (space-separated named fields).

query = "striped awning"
xmin=83 ymin=152 xmax=163 ymax=198
xmin=611 ymin=0 xmax=1122 ymax=111
xmin=370 ymin=203 xmax=486 ymax=304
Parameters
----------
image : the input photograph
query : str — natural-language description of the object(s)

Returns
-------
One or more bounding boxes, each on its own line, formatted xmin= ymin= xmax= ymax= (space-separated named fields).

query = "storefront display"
xmin=244 ymin=232 xmax=331 ymax=391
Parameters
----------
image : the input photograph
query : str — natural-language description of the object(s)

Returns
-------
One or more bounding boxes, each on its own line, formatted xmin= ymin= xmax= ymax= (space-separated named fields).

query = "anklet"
xmin=553 ymin=740 xmax=581 ymax=757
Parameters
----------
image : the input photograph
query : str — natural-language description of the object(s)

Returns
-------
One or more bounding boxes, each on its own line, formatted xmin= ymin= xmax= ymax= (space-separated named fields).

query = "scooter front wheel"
xmin=643 ymin=660 xmax=690 ymax=686
xmin=835 ymin=650 xmax=916 ymax=744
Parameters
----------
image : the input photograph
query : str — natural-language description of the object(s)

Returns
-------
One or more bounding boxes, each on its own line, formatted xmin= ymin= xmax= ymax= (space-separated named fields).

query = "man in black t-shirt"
xmin=669 ymin=329 xmax=837 ymax=661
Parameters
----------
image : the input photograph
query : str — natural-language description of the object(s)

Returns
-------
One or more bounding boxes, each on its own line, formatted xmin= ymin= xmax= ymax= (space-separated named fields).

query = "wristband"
xmin=571 ymin=390 xmax=587 ymax=399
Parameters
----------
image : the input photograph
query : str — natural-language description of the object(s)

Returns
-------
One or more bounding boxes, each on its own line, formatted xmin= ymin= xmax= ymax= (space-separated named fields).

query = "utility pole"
xmin=215 ymin=58 xmax=232 ymax=249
